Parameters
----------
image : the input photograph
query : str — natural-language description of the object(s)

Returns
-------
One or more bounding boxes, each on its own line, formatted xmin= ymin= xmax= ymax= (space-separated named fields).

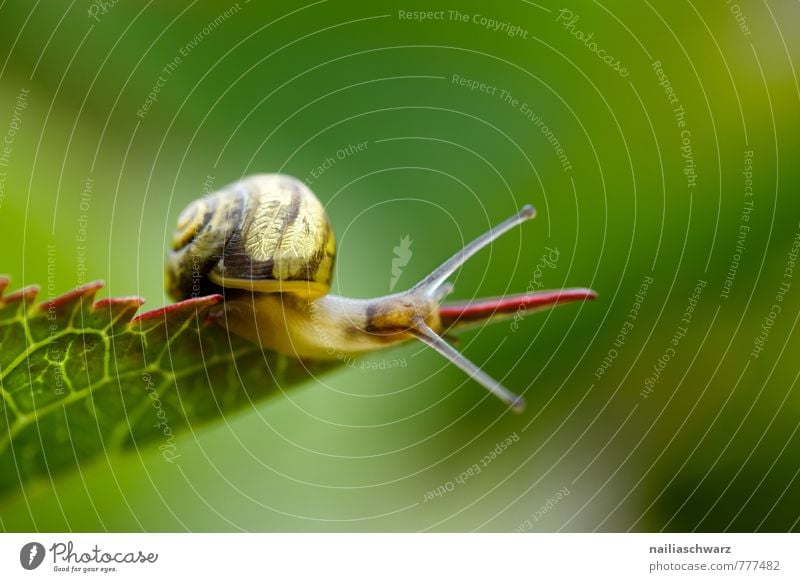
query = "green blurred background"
xmin=1 ymin=0 xmax=798 ymax=531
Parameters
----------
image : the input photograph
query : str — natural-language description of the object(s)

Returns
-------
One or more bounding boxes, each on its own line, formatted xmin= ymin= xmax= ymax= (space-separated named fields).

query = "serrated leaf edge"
xmin=0 ymin=277 xmax=225 ymax=448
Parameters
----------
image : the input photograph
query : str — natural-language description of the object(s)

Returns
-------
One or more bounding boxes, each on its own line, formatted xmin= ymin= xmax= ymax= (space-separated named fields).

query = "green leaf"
xmin=0 ymin=277 xmax=334 ymax=496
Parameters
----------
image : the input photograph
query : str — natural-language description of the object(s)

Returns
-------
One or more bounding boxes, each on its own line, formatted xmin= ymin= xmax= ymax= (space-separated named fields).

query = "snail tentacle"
xmin=411 ymin=318 xmax=526 ymax=412
xmin=411 ymin=204 xmax=535 ymax=297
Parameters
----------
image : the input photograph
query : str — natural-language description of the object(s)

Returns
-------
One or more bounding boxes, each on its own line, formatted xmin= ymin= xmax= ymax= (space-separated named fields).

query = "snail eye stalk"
xmin=412 ymin=205 xmax=536 ymax=297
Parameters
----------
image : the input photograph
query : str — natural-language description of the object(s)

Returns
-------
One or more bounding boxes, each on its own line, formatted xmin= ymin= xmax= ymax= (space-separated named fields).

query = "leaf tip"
xmin=94 ymin=296 xmax=146 ymax=309
xmin=35 ymin=280 xmax=105 ymax=314
xmin=93 ymin=295 xmax=146 ymax=323
xmin=131 ymin=294 xmax=224 ymax=325
xmin=3 ymin=284 xmax=40 ymax=304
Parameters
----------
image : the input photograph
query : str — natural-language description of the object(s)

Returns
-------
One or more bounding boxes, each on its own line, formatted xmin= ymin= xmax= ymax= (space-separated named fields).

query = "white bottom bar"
xmin=1 ymin=533 xmax=797 ymax=580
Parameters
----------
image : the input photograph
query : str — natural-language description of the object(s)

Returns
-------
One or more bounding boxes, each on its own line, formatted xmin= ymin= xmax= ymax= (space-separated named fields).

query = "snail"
xmin=166 ymin=174 xmax=596 ymax=412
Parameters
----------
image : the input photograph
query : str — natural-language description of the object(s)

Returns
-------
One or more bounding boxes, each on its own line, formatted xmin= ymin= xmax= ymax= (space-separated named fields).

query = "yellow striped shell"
xmin=166 ymin=174 xmax=335 ymax=301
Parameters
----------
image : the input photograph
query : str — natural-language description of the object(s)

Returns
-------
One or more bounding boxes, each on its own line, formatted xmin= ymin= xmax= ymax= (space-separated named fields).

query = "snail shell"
xmin=166 ymin=174 xmax=335 ymax=301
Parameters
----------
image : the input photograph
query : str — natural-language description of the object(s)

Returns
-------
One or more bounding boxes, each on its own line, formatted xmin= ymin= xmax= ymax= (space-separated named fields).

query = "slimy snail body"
xmin=166 ymin=174 xmax=596 ymax=411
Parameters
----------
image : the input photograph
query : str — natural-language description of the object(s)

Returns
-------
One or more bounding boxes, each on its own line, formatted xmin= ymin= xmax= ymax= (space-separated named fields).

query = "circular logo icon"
xmin=19 ymin=542 xmax=46 ymax=570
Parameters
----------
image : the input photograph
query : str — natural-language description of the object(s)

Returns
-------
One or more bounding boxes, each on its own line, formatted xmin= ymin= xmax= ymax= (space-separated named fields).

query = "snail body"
xmin=217 ymin=291 xmax=441 ymax=360
xmin=167 ymin=174 xmax=596 ymax=411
